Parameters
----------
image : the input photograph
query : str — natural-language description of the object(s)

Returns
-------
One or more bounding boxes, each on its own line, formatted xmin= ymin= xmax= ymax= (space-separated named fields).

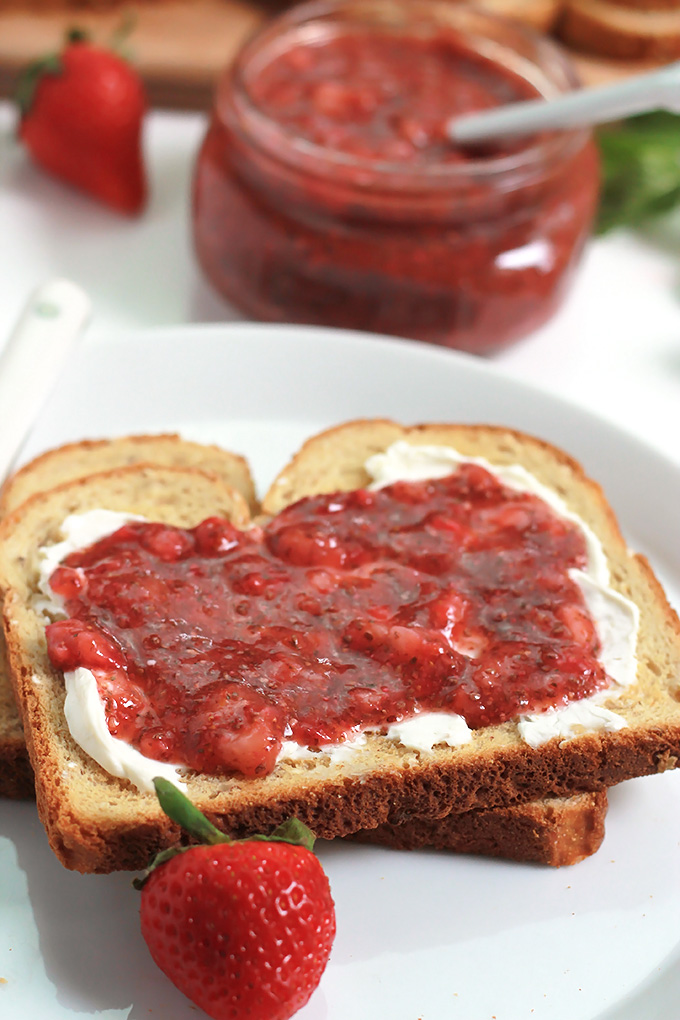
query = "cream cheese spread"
xmin=37 ymin=511 xmax=188 ymax=793
xmin=37 ymin=442 xmax=639 ymax=791
xmin=64 ymin=667 xmax=187 ymax=792
xmin=366 ymin=442 xmax=638 ymax=746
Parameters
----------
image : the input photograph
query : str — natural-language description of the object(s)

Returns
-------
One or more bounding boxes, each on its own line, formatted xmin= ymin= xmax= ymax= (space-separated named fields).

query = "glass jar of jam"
xmin=193 ymin=0 xmax=599 ymax=354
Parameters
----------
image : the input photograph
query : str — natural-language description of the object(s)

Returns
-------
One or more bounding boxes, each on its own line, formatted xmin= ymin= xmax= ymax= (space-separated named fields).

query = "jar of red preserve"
xmin=193 ymin=0 xmax=599 ymax=354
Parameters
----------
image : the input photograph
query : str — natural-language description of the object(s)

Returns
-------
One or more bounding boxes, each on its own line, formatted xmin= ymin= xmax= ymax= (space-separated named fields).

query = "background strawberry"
xmin=137 ymin=779 xmax=336 ymax=1020
xmin=16 ymin=29 xmax=147 ymax=215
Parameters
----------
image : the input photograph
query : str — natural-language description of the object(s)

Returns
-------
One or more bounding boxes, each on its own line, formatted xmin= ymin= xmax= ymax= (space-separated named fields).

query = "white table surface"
xmin=2 ymin=99 xmax=680 ymax=1020
xmin=1 ymin=99 xmax=678 ymax=468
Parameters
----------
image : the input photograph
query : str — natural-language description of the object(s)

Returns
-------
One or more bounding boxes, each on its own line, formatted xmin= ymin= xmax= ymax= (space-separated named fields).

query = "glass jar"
xmin=193 ymin=0 xmax=599 ymax=354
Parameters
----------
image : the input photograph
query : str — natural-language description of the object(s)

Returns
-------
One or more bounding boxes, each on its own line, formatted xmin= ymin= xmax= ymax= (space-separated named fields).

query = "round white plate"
xmin=2 ymin=323 xmax=679 ymax=1020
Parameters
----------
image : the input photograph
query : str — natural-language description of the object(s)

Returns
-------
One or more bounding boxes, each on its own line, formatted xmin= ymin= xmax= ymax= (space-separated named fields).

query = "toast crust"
xmin=2 ymin=423 xmax=679 ymax=873
xmin=350 ymin=790 xmax=609 ymax=867
xmin=0 ymin=433 xmax=257 ymax=517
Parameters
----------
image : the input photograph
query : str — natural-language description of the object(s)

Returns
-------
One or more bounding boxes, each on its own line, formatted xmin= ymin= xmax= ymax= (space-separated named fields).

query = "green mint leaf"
xmin=596 ymin=111 xmax=680 ymax=234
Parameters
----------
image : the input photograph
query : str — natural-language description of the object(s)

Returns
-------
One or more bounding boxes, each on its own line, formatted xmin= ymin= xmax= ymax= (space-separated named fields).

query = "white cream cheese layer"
xmin=64 ymin=667 xmax=187 ymax=792
xmin=366 ymin=442 xmax=638 ymax=746
xmin=37 ymin=511 xmax=188 ymax=793
xmin=37 ymin=444 xmax=639 ymax=791
xmin=386 ymin=713 xmax=473 ymax=753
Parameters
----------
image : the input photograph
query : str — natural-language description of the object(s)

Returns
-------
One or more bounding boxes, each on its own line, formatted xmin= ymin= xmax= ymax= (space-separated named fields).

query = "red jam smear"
xmin=46 ymin=465 xmax=608 ymax=779
xmin=248 ymin=30 xmax=539 ymax=163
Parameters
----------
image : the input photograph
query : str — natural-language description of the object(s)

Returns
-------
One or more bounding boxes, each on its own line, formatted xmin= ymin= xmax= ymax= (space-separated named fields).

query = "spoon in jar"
xmin=447 ymin=60 xmax=680 ymax=145
xmin=0 ymin=279 xmax=91 ymax=482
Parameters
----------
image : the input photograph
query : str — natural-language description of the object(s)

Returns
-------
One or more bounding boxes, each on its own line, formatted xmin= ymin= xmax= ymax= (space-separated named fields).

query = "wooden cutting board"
xmin=0 ymin=1 xmax=286 ymax=110
xmin=0 ymin=0 xmax=663 ymax=111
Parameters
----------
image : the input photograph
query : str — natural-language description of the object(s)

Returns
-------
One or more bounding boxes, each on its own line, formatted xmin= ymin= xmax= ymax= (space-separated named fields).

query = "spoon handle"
xmin=0 ymin=279 xmax=91 ymax=483
xmin=448 ymin=60 xmax=680 ymax=145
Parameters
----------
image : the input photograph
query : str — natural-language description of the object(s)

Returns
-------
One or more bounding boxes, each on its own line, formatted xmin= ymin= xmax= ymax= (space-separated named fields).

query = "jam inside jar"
xmin=193 ymin=0 xmax=599 ymax=354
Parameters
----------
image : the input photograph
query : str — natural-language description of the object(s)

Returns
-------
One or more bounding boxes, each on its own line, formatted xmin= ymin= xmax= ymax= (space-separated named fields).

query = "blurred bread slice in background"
xmin=559 ymin=0 xmax=680 ymax=59
xmin=473 ymin=0 xmax=564 ymax=32
xmin=603 ymin=0 xmax=680 ymax=9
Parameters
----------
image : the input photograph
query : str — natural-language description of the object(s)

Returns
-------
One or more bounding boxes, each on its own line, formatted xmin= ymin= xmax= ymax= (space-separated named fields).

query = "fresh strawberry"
xmin=16 ymin=29 xmax=147 ymax=214
xmin=136 ymin=778 xmax=336 ymax=1020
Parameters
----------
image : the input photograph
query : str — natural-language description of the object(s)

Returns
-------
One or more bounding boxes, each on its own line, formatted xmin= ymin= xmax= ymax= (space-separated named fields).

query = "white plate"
xmin=2 ymin=323 xmax=679 ymax=1020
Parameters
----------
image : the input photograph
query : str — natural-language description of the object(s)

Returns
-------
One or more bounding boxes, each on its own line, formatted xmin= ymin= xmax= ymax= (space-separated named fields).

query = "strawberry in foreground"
xmin=136 ymin=778 xmax=336 ymax=1020
xmin=16 ymin=28 xmax=147 ymax=215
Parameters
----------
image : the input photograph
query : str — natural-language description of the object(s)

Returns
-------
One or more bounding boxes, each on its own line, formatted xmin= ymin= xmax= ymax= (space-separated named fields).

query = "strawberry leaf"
xmin=596 ymin=112 xmax=680 ymax=234
xmin=247 ymin=817 xmax=316 ymax=852
xmin=134 ymin=778 xmax=319 ymax=890
xmin=132 ymin=845 xmax=194 ymax=889
xmin=152 ymin=777 xmax=316 ymax=852
xmin=66 ymin=28 xmax=90 ymax=45
xmin=15 ymin=53 xmax=62 ymax=118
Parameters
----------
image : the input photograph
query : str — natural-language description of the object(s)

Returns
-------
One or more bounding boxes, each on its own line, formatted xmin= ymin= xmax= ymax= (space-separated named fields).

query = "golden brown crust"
xmin=559 ymin=0 xmax=680 ymax=59
xmin=0 ymin=433 xmax=257 ymax=517
xmin=262 ymin=419 xmax=617 ymax=525
xmin=348 ymin=791 xmax=609 ymax=866
xmin=0 ymin=736 xmax=34 ymax=799
xmin=3 ymin=423 xmax=680 ymax=873
xmin=0 ymin=626 xmax=33 ymax=797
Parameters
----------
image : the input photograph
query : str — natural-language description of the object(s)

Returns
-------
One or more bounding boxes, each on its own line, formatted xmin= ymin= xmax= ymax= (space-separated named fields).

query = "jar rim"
xmin=218 ymin=0 xmax=590 ymax=190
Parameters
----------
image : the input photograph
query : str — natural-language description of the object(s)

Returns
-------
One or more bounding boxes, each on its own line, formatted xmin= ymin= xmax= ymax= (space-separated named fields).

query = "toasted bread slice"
xmin=0 ymin=443 xmax=611 ymax=870
xmin=559 ymin=0 xmax=680 ymax=60
xmin=0 ymin=433 xmax=257 ymax=517
xmin=607 ymin=0 xmax=680 ymax=9
xmin=351 ymin=790 xmax=608 ymax=867
xmin=476 ymin=0 xmax=563 ymax=31
xmin=0 ymin=434 xmax=257 ymax=800
xmin=0 ymin=466 xmax=254 ymax=870
xmin=2 ymin=423 xmax=679 ymax=873
xmin=0 ymin=631 xmax=33 ymax=798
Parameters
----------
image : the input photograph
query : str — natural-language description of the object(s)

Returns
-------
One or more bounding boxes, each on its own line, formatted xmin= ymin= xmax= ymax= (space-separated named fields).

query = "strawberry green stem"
xmin=154 ymin=777 xmax=231 ymax=845
xmin=261 ymin=818 xmax=317 ymax=852
xmin=154 ymin=777 xmax=317 ymax=851
xmin=15 ymin=53 xmax=62 ymax=118
xmin=66 ymin=28 xmax=89 ymax=44
xmin=133 ymin=778 xmax=318 ymax=890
